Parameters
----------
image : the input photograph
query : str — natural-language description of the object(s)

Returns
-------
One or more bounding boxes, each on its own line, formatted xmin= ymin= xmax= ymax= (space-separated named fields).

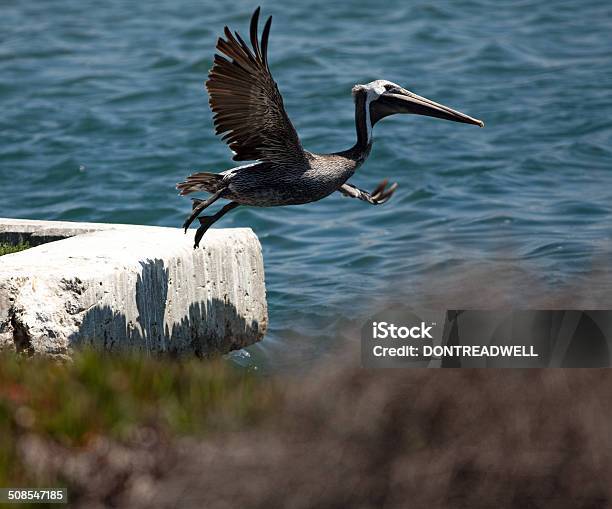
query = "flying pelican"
xmin=177 ymin=7 xmax=484 ymax=248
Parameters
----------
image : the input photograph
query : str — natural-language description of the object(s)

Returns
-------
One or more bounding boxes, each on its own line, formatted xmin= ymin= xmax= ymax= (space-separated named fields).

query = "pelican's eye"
xmin=383 ymin=84 xmax=400 ymax=94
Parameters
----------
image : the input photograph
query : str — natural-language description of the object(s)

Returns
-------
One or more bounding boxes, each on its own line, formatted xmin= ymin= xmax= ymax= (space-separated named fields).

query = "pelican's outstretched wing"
xmin=206 ymin=7 xmax=306 ymax=167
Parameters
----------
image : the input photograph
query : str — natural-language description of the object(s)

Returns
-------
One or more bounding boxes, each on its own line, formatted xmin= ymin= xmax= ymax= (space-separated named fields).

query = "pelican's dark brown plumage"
xmin=177 ymin=7 xmax=484 ymax=248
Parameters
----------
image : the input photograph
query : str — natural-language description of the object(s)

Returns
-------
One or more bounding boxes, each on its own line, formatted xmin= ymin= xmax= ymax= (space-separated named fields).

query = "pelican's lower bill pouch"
xmin=361 ymin=308 xmax=612 ymax=368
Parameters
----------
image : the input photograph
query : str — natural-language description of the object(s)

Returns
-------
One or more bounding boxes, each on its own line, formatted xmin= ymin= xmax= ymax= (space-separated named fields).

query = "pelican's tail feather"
xmin=176 ymin=172 xmax=224 ymax=196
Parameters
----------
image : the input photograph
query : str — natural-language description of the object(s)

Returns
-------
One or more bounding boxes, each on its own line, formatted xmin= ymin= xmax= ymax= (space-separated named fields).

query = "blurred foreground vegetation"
xmin=0 ymin=242 xmax=29 ymax=256
xmin=0 ymin=350 xmax=278 ymax=492
xmin=1 ymin=351 xmax=611 ymax=508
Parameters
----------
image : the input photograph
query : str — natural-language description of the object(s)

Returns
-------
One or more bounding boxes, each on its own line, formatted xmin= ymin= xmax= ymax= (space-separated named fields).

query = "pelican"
xmin=177 ymin=7 xmax=484 ymax=248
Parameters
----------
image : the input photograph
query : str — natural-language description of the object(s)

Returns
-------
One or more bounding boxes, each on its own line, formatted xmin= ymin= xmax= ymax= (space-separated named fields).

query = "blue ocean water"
xmin=1 ymin=0 xmax=611 ymax=371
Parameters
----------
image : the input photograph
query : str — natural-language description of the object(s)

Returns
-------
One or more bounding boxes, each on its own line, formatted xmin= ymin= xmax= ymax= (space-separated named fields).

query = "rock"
xmin=0 ymin=219 xmax=267 ymax=357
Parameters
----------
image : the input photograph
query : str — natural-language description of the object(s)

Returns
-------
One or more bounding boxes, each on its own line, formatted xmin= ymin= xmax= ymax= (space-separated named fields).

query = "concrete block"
xmin=0 ymin=219 xmax=267 ymax=357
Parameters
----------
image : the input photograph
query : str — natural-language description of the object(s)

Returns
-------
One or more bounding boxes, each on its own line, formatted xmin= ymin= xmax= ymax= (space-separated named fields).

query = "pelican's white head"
xmin=352 ymin=79 xmax=484 ymax=142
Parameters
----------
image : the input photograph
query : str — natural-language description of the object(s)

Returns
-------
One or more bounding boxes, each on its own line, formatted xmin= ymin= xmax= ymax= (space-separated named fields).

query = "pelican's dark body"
xmin=209 ymin=144 xmax=371 ymax=207
xmin=177 ymin=8 xmax=483 ymax=247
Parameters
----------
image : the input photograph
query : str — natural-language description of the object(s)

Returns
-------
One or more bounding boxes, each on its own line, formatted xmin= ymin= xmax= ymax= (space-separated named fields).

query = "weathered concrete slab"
xmin=0 ymin=220 xmax=267 ymax=357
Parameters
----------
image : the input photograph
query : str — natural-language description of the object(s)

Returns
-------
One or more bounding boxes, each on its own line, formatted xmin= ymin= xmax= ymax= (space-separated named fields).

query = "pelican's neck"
xmin=357 ymin=90 xmax=373 ymax=148
xmin=343 ymin=90 xmax=373 ymax=163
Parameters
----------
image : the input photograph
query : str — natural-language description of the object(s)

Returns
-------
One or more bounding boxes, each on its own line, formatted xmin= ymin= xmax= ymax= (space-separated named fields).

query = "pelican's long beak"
xmin=383 ymin=89 xmax=484 ymax=127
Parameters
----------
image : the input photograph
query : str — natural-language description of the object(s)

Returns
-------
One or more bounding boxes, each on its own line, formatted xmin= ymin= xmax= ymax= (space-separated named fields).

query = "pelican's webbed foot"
xmin=338 ymin=179 xmax=398 ymax=205
xmin=193 ymin=201 xmax=240 ymax=249
xmin=182 ymin=188 xmax=226 ymax=233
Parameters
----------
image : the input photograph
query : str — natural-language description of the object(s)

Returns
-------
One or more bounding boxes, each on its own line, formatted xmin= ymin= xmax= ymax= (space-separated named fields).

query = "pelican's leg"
xmin=182 ymin=188 xmax=226 ymax=232
xmin=193 ymin=201 xmax=240 ymax=248
xmin=338 ymin=179 xmax=398 ymax=205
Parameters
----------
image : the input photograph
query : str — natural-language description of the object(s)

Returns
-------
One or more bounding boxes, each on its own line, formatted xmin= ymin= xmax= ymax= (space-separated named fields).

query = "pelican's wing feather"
xmin=206 ymin=8 xmax=305 ymax=166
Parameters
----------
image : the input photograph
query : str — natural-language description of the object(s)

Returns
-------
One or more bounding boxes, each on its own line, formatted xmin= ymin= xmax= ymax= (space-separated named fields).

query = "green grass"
xmin=0 ymin=242 xmax=30 ymax=256
xmin=0 ymin=350 xmax=279 ymax=490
